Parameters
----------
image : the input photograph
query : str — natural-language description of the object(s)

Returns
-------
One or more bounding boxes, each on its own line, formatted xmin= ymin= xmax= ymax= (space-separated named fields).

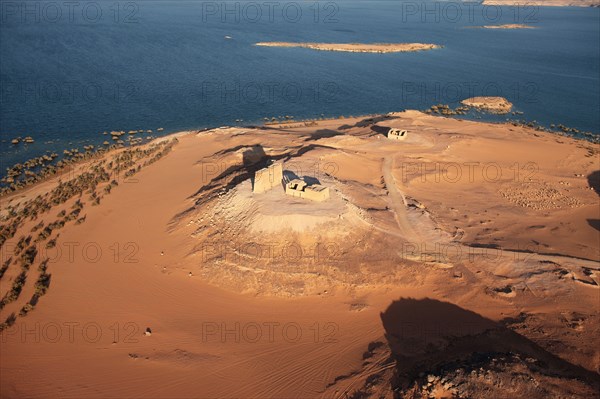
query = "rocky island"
xmin=461 ymin=96 xmax=514 ymax=114
xmin=478 ymin=24 xmax=536 ymax=29
xmin=254 ymin=42 xmax=441 ymax=53
xmin=484 ymin=0 xmax=598 ymax=5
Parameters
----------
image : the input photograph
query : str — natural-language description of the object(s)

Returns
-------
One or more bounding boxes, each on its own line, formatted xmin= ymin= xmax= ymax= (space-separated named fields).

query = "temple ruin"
xmin=387 ymin=128 xmax=407 ymax=141
xmin=285 ymin=178 xmax=330 ymax=202
xmin=253 ymin=161 xmax=330 ymax=201
xmin=252 ymin=161 xmax=283 ymax=193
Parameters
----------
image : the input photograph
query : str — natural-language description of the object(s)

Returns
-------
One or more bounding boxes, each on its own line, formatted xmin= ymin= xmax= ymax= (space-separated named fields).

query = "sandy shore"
xmin=1 ymin=112 xmax=598 ymax=398
xmin=255 ymin=42 xmax=441 ymax=53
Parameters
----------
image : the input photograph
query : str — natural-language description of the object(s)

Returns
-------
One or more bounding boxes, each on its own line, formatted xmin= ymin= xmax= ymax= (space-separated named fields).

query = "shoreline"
xmin=1 ymin=110 xmax=598 ymax=198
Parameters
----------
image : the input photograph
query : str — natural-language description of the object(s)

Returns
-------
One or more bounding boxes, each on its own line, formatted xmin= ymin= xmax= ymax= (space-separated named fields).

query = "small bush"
xmin=31 ymin=221 xmax=44 ymax=232
xmin=0 ymin=313 xmax=17 ymax=332
xmin=20 ymin=245 xmax=38 ymax=270
xmin=0 ymin=271 xmax=27 ymax=310
xmin=46 ymin=238 xmax=57 ymax=249
xmin=34 ymin=273 xmax=51 ymax=296
xmin=0 ymin=257 xmax=11 ymax=279
xmin=19 ymin=301 xmax=35 ymax=316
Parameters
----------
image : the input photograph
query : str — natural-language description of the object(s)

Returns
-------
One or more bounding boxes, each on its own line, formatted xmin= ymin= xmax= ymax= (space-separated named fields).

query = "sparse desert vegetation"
xmin=0 ymin=138 xmax=178 ymax=331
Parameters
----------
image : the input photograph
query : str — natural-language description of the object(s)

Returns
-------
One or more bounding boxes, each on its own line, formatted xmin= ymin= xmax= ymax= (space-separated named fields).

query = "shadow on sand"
xmin=380 ymin=298 xmax=600 ymax=390
xmin=370 ymin=125 xmax=391 ymax=136
xmin=588 ymin=219 xmax=600 ymax=232
xmin=587 ymin=170 xmax=599 ymax=196
xmin=338 ymin=115 xmax=398 ymax=130
xmin=305 ymin=129 xmax=344 ymax=141
xmin=586 ymin=171 xmax=599 ymax=231
xmin=282 ymin=170 xmax=320 ymax=186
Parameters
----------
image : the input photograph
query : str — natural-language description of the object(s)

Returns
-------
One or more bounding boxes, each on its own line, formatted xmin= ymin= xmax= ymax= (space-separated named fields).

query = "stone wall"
xmin=285 ymin=179 xmax=330 ymax=201
xmin=253 ymin=162 xmax=283 ymax=193
xmin=388 ymin=129 xmax=407 ymax=141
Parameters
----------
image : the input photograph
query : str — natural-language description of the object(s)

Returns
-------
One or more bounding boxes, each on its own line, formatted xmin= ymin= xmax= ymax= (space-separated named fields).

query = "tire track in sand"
xmin=382 ymin=156 xmax=421 ymax=240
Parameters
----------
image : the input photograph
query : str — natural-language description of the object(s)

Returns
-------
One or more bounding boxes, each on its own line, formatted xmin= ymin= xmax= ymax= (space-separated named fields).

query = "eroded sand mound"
xmin=179 ymin=144 xmax=418 ymax=296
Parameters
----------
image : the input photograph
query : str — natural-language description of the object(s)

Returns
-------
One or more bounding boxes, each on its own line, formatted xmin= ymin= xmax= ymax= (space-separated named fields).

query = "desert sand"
xmin=255 ymin=42 xmax=441 ymax=53
xmin=0 ymin=112 xmax=599 ymax=398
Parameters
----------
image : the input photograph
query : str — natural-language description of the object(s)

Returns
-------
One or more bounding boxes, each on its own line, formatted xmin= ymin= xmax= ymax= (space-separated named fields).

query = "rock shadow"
xmin=380 ymin=297 xmax=600 ymax=390
xmin=370 ymin=125 xmax=391 ymax=136
xmin=305 ymin=129 xmax=344 ymax=141
xmin=587 ymin=170 xmax=599 ymax=196
xmin=282 ymin=170 xmax=321 ymax=189
xmin=338 ymin=115 xmax=398 ymax=130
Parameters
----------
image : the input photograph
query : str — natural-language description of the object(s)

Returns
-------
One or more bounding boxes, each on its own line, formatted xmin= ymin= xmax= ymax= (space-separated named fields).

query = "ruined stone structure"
xmin=285 ymin=178 xmax=330 ymax=202
xmin=387 ymin=128 xmax=407 ymax=141
xmin=253 ymin=162 xmax=283 ymax=193
xmin=253 ymin=161 xmax=330 ymax=201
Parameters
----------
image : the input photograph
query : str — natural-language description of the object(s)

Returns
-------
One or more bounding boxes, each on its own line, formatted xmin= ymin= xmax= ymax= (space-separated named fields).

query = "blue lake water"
xmin=1 ymin=1 xmax=599 ymax=168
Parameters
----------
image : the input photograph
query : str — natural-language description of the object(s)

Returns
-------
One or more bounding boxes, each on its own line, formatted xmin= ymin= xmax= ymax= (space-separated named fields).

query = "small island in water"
xmin=483 ymin=0 xmax=598 ymax=6
xmin=461 ymin=96 xmax=513 ymax=114
xmin=478 ymin=24 xmax=537 ymax=29
xmin=255 ymin=42 xmax=441 ymax=53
